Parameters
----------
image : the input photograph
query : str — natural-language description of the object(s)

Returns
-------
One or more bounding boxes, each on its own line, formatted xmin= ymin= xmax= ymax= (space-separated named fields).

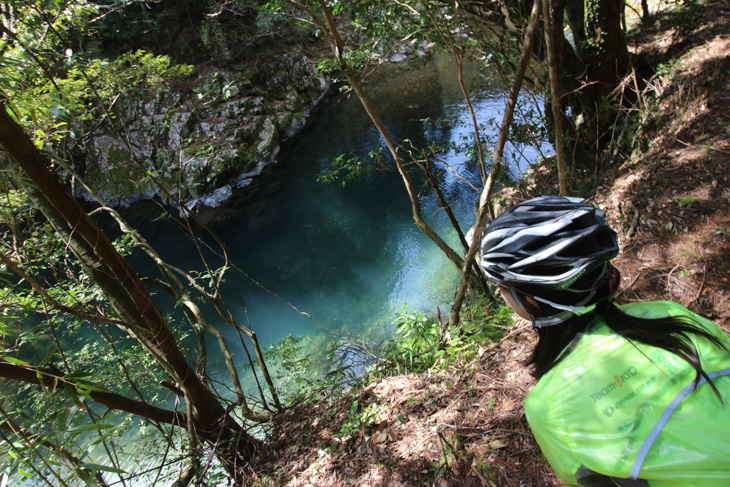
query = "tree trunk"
xmin=584 ymin=1 xmax=629 ymax=98
xmin=561 ymin=0 xmax=630 ymax=156
xmin=641 ymin=0 xmax=650 ymax=23
xmin=565 ymin=0 xmax=629 ymax=97
xmin=542 ymin=0 xmax=568 ymax=195
xmin=564 ymin=0 xmax=586 ymax=52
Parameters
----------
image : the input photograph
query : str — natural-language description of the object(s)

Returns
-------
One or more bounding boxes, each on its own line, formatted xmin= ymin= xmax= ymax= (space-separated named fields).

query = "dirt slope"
xmin=253 ymin=325 xmax=555 ymax=487
xmin=250 ymin=2 xmax=729 ymax=485
xmin=597 ymin=0 xmax=730 ymax=328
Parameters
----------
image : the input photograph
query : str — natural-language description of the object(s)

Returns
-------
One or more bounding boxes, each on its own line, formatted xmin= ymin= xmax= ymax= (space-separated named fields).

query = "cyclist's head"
xmin=480 ymin=195 xmax=620 ymax=326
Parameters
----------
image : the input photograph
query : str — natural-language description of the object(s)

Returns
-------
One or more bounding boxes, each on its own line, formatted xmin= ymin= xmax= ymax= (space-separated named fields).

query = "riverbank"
xmin=249 ymin=1 xmax=730 ymax=485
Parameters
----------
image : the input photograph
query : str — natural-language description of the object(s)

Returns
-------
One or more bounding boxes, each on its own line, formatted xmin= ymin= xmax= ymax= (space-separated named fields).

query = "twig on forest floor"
xmin=667 ymin=262 xmax=683 ymax=289
xmin=617 ymin=272 xmax=642 ymax=299
xmin=436 ymin=423 xmax=533 ymax=438
xmin=500 ymin=323 xmax=531 ymax=342
xmin=478 ymin=324 xmax=531 ymax=361
xmin=717 ymin=294 xmax=730 ymax=314
xmin=471 ymin=465 xmax=493 ymax=487
xmin=676 ymin=138 xmax=730 ymax=156
xmin=694 ymin=264 xmax=708 ymax=303
xmin=623 ymin=200 xmax=640 ymax=242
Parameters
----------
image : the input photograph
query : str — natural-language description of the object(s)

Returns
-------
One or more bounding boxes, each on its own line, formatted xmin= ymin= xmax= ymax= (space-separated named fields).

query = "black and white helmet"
xmin=480 ymin=195 xmax=619 ymax=290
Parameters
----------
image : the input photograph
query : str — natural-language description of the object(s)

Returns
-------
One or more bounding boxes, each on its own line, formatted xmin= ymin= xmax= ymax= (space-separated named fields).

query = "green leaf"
xmin=2 ymin=356 xmax=29 ymax=366
xmin=68 ymin=423 xmax=116 ymax=433
xmin=74 ymin=467 xmax=95 ymax=486
xmin=89 ymin=427 xmax=118 ymax=446
xmin=80 ymin=463 xmax=127 ymax=474
xmin=63 ymin=371 xmax=96 ymax=379
xmin=75 ymin=383 xmax=107 ymax=401
xmin=39 ymin=348 xmax=57 ymax=366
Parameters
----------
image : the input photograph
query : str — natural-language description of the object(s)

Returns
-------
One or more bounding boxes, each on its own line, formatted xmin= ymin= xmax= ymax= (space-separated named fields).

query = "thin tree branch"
xmin=0 ymin=362 xmax=188 ymax=426
xmin=450 ymin=0 xmax=543 ymax=325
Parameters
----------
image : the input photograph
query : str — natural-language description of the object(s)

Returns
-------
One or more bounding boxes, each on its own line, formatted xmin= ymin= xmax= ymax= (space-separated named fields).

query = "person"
xmin=479 ymin=195 xmax=730 ymax=487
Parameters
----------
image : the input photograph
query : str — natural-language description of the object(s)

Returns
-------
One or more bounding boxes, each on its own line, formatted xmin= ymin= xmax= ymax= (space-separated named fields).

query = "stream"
xmin=52 ymin=51 xmax=556 ymax=485
xmin=135 ymin=52 xmax=551 ymax=388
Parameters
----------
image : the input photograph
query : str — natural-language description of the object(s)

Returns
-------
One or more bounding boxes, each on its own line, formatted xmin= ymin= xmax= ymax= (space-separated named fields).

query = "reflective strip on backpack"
xmin=630 ymin=366 xmax=730 ymax=480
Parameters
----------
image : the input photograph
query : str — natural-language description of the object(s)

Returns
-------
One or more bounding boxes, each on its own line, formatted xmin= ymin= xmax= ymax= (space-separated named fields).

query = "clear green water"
xmin=139 ymin=54 xmax=551 ymax=379
xmin=12 ymin=55 xmax=552 ymax=485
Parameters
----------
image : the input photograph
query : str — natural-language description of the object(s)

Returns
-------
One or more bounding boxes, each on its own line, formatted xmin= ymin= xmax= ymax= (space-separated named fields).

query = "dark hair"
xmin=526 ymin=301 xmax=728 ymax=399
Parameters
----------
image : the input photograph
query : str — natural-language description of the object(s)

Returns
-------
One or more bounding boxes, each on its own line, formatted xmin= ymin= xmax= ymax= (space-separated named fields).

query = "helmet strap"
xmin=505 ymin=287 xmax=540 ymax=319
xmin=510 ymin=262 xmax=619 ymax=328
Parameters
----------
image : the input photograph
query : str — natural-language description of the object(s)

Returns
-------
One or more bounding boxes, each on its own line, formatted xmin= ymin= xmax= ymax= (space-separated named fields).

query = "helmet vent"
xmin=480 ymin=195 xmax=619 ymax=288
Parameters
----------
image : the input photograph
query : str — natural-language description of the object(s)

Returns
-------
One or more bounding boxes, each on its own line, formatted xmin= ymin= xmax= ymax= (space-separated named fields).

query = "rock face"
xmin=75 ymin=53 xmax=329 ymax=218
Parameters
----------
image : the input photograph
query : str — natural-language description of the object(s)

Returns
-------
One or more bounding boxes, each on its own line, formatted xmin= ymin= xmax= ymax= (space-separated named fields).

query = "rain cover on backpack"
xmin=525 ymin=301 xmax=730 ymax=486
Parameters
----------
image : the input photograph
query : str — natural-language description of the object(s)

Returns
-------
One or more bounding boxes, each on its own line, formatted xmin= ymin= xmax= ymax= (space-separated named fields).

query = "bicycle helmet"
xmin=480 ymin=195 xmax=619 ymax=326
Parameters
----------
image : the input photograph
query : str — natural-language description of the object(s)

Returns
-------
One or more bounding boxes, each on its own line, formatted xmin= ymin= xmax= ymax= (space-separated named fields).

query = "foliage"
xmin=256 ymin=334 xmax=319 ymax=404
xmin=0 ymin=147 xmax=275 ymax=485
xmin=316 ymin=48 xmax=371 ymax=74
xmin=1 ymin=386 xmax=129 ymax=485
xmin=336 ymin=399 xmax=385 ymax=440
xmin=390 ymin=305 xmax=442 ymax=371
xmin=0 ymin=180 xmax=181 ymax=484
xmin=386 ymin=299 xmax=512 ymax=374
xmin=270 ymin=0 xmax=454 ymax=73
xmin=6 ymin=47 xmax=193 ymax=148
xmin=0 ymin=1 xmax=669 ymax=485
xmin=316 ymin=147 xmax=385 ymax=186
xmin=336 ymin=0 xmax=451 ymax=60
xmin=0 ymin=3 xmax=304 ymax=483
xmin=255 ymin=334 xmax=376 ymax=407
xmin=200 ymin=0 xmax=296 ymax=64
xmin=201 ymin=16 xmax=233 ymax=61
xmin=459 ymin=294 xmax=515 ymax=343
xmin=430 ymin=92 xmax=551 ymax=180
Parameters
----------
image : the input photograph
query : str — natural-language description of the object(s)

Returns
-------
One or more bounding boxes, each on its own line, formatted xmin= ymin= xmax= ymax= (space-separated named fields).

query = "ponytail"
xmin=526 ymin=301 xmax=728 ymax=390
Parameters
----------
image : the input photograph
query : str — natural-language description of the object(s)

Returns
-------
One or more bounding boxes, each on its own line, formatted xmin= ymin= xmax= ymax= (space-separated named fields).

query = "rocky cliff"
xmin=75 ymin=52 xmax=329 ymax=221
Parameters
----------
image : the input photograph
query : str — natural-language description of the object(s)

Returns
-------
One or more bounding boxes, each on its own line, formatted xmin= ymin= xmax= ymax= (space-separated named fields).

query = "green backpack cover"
xmin=525 ymin=301 xmax=730 ymax=486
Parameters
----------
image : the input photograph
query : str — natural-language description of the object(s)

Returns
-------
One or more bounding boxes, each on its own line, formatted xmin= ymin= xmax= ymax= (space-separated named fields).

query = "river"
xmin=22 ymin=52 xmax=552 ymax=487
xmin=134 ymin=52 xmax=552 ymax=388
